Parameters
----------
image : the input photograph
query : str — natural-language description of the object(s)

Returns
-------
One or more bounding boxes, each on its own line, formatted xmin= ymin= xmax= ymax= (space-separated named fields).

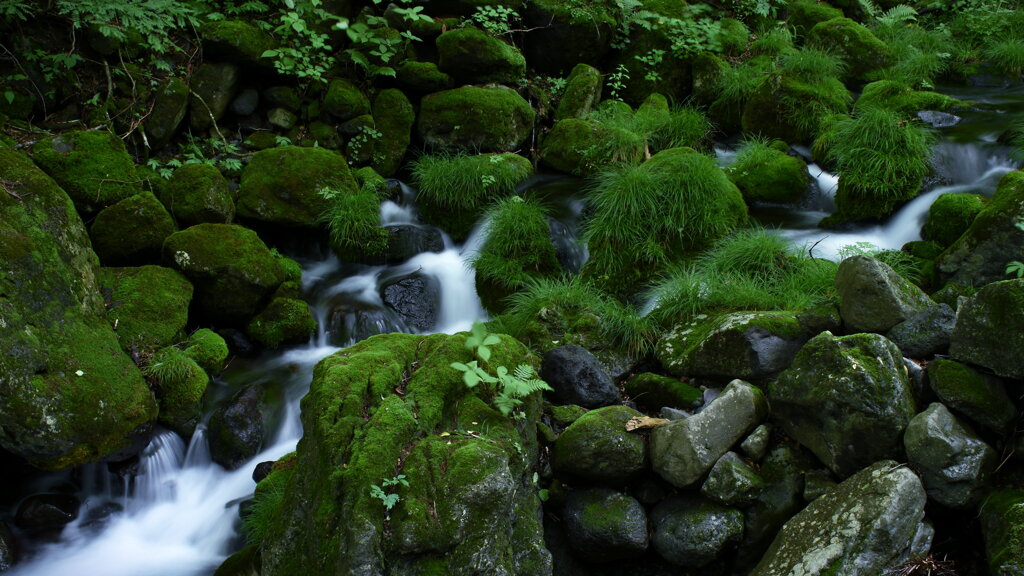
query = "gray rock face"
xmin=769 ymin=332 xmax=916 ymax=477
xmin=750 ymin=460 xmax=928 ymax=576
xmin=383 ymin=225 xmax=444 ymax=263
xmin=553 ymin=405 xmax=648 ymax=485
xmin=651 ymin=380 xmax=768 ymax=488
xmin=917 ymin=110 xmax=961 ymax=127
xmin=541 ymin=345 xmax=620 ymax=408
xmin=563 ymin=488 xmax=648 ymax=562
xmin=949 ymin=279 xmax=1024 ymax=380
xmin=208 ymin=385 xmax=265 ymax=470
xmin=741 ymin=424 xmax=771 ymax=461
xmin=381 ymin=273 xmax=440 ymax=332
xmin=927 ymin=358 xmax=1018 ymax=433
xmin=886 ymin=302 xmax=956 ymax=358
xmin=835 ymin=255 xmax=934 ymax=333
xmin=656 ymin=311 xmax=808 ymax=380
xmin=701 ymin=451 xmax=765 ymax=506
xmin=651 ymin=495 xmax=744 ymax=567
xmin=904 ymin=403 xmax=997 ymax=509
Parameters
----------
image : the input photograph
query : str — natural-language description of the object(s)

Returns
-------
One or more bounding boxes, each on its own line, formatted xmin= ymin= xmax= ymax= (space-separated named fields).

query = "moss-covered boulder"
xmin=749 ymin=460 xmax=928 ymax=576
xmin=980 ymin=489 xmax=1024 ymax=576
xmin=539 ymin=117 xmax=644 ymax=177
xmin=188 ymin=62 xmax=240 ymax=133
xmin=246 ymin=297 xmax=316 ymax=349
xmin=741 ymin=73 xmax=851 ymax=143
xmin=949 ymin=279 xmax=1024 ymax=380
xmin=0 ymin=144 xmax=157 ymax=470
xmin=691 ymin=53 xmax=730 ymax=108
xmin=162 ymin=223 xmax=286 ymax=326
xmin=200 ymin=20 xmax=276 ymax=68
xmin=656 ymin=311 xmax=809 ymax=380
xmin=395 ymin=60 xmax=454 ymax=95
xmin=769 ymin=331 xmax=916 ymax=477
xmin=323 ymin=78 xmax=371 ymax=122
xmin=89 ymin=191 xmax=177 ymax=266
xmin=727 ymin=143 xmax=810 ymax=204
xmin=834 ymin=255 xmax=933 ymax=333
xmin=650 ymin=495 xmax=744 ymax=567
xmin=921 ymin=192 xmax=985 ymax=248
xmin=936 ymin=170 xmax=1024 ymax=287
xmin=552 ymin=405 xmax=648 ymax=485
xmin=418 ymin=85 xmax=535 ymax=152
xmin=437 ymin=27 xmax=526 ymax=85
xmin=522 ymin=0 xmax=619 ymax=74
xmin=162 ymin=163 xmax=235 ymax=225
xmin=623 ymin=372 xmax=702 ymax=411
xmin=184 ymin=328 xmax=229 ymax=374
xmin=256 ymin=332 xmax=551 ymax=575
xmin=237 ymin=146 xmax=357 ymax=228
xmin=146 ymin=346 xmax=208 ymax=436
xmin=98 ymin=266 xmax=193 ymax=353
xmin=31 ymin=130 xmax=141 ymax=215
xmin=554 ymin=63 xmax=603 ymax=121
xmin=701 ymin=451 xmax=765 ymax=507
xmin=367 ymin=89 xmax=414 ymax=177
xmin=856 ymin=80 xmax=960 ymax=116
xmin=562 ymin=488 xmax=649 ymax=562
xmin=787 ymin=0 xmax=844 ymax=39
xmin=926 ymin=358 xmax=1017 ymax=433
xmin=145 ymin=76 xmax=189 ymax=151
xmin=806 ymin=17 xmax=892 ymax=83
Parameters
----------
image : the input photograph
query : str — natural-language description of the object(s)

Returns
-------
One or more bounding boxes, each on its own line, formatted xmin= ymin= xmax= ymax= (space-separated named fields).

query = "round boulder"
xmin=553 ymin=405 xmax=648 ymax=485
xmin=563 ymin=488 xmax=648 ymax=562
xmin=417 ymin=85 xmax=534 ymax=152
xmin=540 ymin=345 xmax=620 ymax=408
xmin=651 ymin=495 xmax=744 ymax=567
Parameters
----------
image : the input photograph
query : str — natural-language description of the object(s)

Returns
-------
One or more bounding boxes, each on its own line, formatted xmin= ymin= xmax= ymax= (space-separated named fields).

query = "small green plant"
xmin=346 ymin=126 xmax=384 ymax=167
xmin=606 ymin=64 xmax=630 ymax=101
xmin=450 ymin=322 xmax=552 ymax=417
xmin=242 ymin=466 xmax=292 ymax=544
xmin=471 ymin=4 xmax=520 ymax=36
xmin=147 ymin=134 xmax=246 ymax=178
xmin=1006 ymin=217 xmax=1024 ymax=278
xmin=262 ymin=0 xmax=346 ymax=84
xmin=369 ymin=474 xmax=409 ymax=515
xmin=635 ymin=49 xmax=665 ymax=83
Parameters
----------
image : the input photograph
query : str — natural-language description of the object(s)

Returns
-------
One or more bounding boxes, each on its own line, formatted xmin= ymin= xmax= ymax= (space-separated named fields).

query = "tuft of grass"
xmin=144 ymin=346 xmax=203 ymax=385
xmin=411 ymin=152 xmax=531 ymax=210
xmin=473 ymin=196 xmax=561 ymax=290
xmin=749 ymin=24 xmax=794 ymax=56
xmin=983 ymin=35 xmax=1024 ymax=78
xmin=587 ymin=101 xmax=714 ymax=157
xmin=779 ymin=47 xmax=847 ymax=81
xmin=243 ymin=467 xmax=293 ymax=545
xmin=317 ymin=188 xmax=389 ymax=257
xmin=644 ymin=227 xmax=838 ymax=326
xmin=870 ymin=23 xmax=951 ymax=88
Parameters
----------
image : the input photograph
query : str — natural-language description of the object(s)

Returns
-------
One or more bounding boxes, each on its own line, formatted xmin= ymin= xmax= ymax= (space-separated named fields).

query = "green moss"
xmin=184 ymin=328 xmax=229 ymax=374
xmin=324 ymin=79 xmax=370 ymax=122
xmin=412 ymin=153 xmax=533 ymax=240
xmin=806 ymin=17 xmax=891 ymax=83
xmin=856 ymin=81 xmax=960 ymax=116
xmin=539 ymin=117 xmax=644 ymax=177
xmin=146 ymin=346 xmax=208 ymax=435
xmin=436 ymin=27 xmax=526 ymax=85
xmin=417 ymin=85 xmax=535 ymax=152
xmin=981 ymin=489 xmax=1024 ymax=575
xmin=625 ymin=372 xmax=703 ymax=410
xmin=98 ymin=265 xmax=193 ymax=353
xmin=549 ymin=404 xmax=589 ymax=426
xmin=922 ymin=192 xmax=985 ymax=247
xmin=30 ymin=129 xmax=141 ymax=215
xmin=786 ymin=0 xmax=843 ymax=39
xmin=353 ymin=167 xmax=388 ymax=199
xmin=319 ymin=188 xmax=389 ymax=260
xmin=555 ymin=63 xmax=603 ymax=121
xmin=90 ymin=191 xmax=177 ymax=267
xmin=200 ymin=20 xmax=276 ymax=65
xmin=237 ymin=146 xmax=358 ymax=228
xmin=246 ymin=297 xmax=317 ymax=349
xmin=717 ymin=18 xmax=750 ymax=55
xmin=473 ymin=196 xmax=562 ymax=314
xmin=365 ymin=89 xmax=415 ymax=177
xmin=742 ymin=72 xmax=852 ymax=143
xmin=396 ymin=61 xmax=454 ymax=94
xmin=162 ymin=163 xmax=235 ymax=225
xmin=727 ymin=139 xmax=810 ymax=204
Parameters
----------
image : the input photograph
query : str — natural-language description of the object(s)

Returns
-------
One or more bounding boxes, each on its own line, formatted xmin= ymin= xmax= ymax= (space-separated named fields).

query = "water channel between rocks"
xmin=5 ymin=83 xmax=1023 ymax=576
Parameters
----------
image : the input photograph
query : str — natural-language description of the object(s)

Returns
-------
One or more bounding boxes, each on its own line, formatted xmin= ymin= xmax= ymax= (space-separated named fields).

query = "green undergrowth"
xmin=644 ymin=227 xmax=838 ymax=327
xmin=586 ymin=97 xmax=714 ymax=157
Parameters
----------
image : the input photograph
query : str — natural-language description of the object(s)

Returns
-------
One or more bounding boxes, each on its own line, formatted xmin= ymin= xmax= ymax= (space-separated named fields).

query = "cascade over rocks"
xmin=0 ymin=145 xmax=157 ymax=470
xmin=769 ymin=332 xmax=916 ymax=477
xmin=750 ymin=460 xmax=929 ymax=576
xmin=835 ymin=255 xmax=934 ymax=333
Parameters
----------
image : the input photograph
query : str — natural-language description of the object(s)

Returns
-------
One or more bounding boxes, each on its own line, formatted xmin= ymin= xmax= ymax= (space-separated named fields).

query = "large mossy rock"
xmin=749 ymin=460 xmax=928 ymax=576
xmin=769 ymin=332 xmax=916 ymax=477
xmin=258 ymin=332 xmax=552 ymax=576
xmin=937 ymin=170 xmax=1024 ymax=288
xmin=650 ymin=495 xmax=744 ymax=568
xmin=562 ymin=488 xmax=648 ymax=562
xmin=921 ymin=192 xmax=985 ymax=248
xmin=655 ymin=310 xmax=809 ymax=380
xmin=367 ymin=89 xmax=414 ymax=177
xmin=727 ymin=145 xmax=810 ymax=204
xmin=200 ymin=20 xmax=276 ymax=68
xmin=162 ymin=163 xmax=235 ymax=225
xmin=651 ymin=380 xmax=768 ymax=488
xmin=835 ymin=255 xmax=933 ymax=334
xmin=89 ymin=191 xmax=177 ymax=266
xmin=31 ymin=130 xmax=141 ymax=215
xmin=145 ymin=76 xmax=189 ymax=151
xmin=926 ymin=358 xmax=1017 ymax=433
xmin=188 ymin=62 xmax=240 ymax=133
xmin=787 ymin=0 xmax=844 ymax=39
xmin=741 ymin=73 xmax=851 ymax=143
xmin=148 ymin=346 xmax=208 ymax=436
xmin=904 ymin=402 xmax=996 ymax=509
xmin=552 ymin=405 xmax=648 ymax=485
xmin=237 ymin=146 xmax=357 ymax=228
xmin=246 ymin=297 xmax=316 ymax=349
xmin=539 ymin=117 xmax=644 ymax=177
xmin=0 ymin=145 xmax=157 ymax=470
xmin=324 ymin=78 xmax=371 ymax=122
xmin=417 ymin=85 xmax=534 ymax=152
xmin=949 ymin=279 xmax=1024 ymax=380
xmin=806 ymin=17 xmax=891 ymax=83
xmin=436 ymin=27 xmax=526 ymax=85
xmin=162 ymin=224 xmax=286 ymax=326
xmin=98 ymin=266 xmax=193 ymax=353
xmin=980 ymin=489 xmax=1024 ymax=576
xmin=554 ymin=63 xmax=603 ymax=121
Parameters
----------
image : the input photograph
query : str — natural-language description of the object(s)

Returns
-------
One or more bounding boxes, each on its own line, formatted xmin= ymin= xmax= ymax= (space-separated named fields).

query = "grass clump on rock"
xmin=814 ymin=105 xmax=935 ymax=225
xmin=726 ymin=137 xmax=810 ymax=204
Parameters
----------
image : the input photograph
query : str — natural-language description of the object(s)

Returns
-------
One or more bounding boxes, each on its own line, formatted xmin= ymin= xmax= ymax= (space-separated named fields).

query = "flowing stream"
xmin=4 ymin=85 xmax=1023 ymax=575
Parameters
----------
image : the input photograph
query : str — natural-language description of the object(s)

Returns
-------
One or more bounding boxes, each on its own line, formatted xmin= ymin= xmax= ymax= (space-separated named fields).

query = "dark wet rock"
xmin=146 ymin=77 xmax=189 ymax=151
xmin=623 ymin=372 xmax=702 ymax=411
xmin=740 ymin=424 xmax=770 ymax=462
xmin=15 ymin=493 xmax=80 ymax=530
xmin=927 ymin=358 xmax=1018 ymax=434
xmin=886 ymin=302 xmax=956 ymax=358
xmin=904 ymin=402 xmax=997 ymax=509
xmin=563 ymin=488 xmax=648 ymax=562
xmin=553 ymin=405 xmax=648 ymax=486
xmin=209 ymin=385 xmax=265 ymax=470
xmin=750 ymin=460 xmax=928 ymax=576
xmin=980 ymin=489 xmax=1024 ymax=576
xmin=383 ymin=225 xmax=444 ymax=263
xmin=949 ymin=278 xmax=1024 ymax=379
xmin=381 ymin=273 xmax=440 ymax=332
xmin=541 ymin=345 xmax=620 ymax=408
xmin=835 ymin=255 xmax=933 ymax=333
xmin=701 ymin=451 xmax=765 ymax=507
xmin=230 ymin=87 xmax=259 ymax=116
xmin=650 ymin=495 xmax=743 ymax=568
xmin=189 ymin=62 xmax=240 ymax=133
xmin=252 ymin=461 xmax=274 ymax=483
xmin=0 ymin=521 xmax=16 ymax=570
xmin=651 ymin=380 xmax=768 ymax=488
xmin=769 ymin=331 xmax=916 ymax=477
